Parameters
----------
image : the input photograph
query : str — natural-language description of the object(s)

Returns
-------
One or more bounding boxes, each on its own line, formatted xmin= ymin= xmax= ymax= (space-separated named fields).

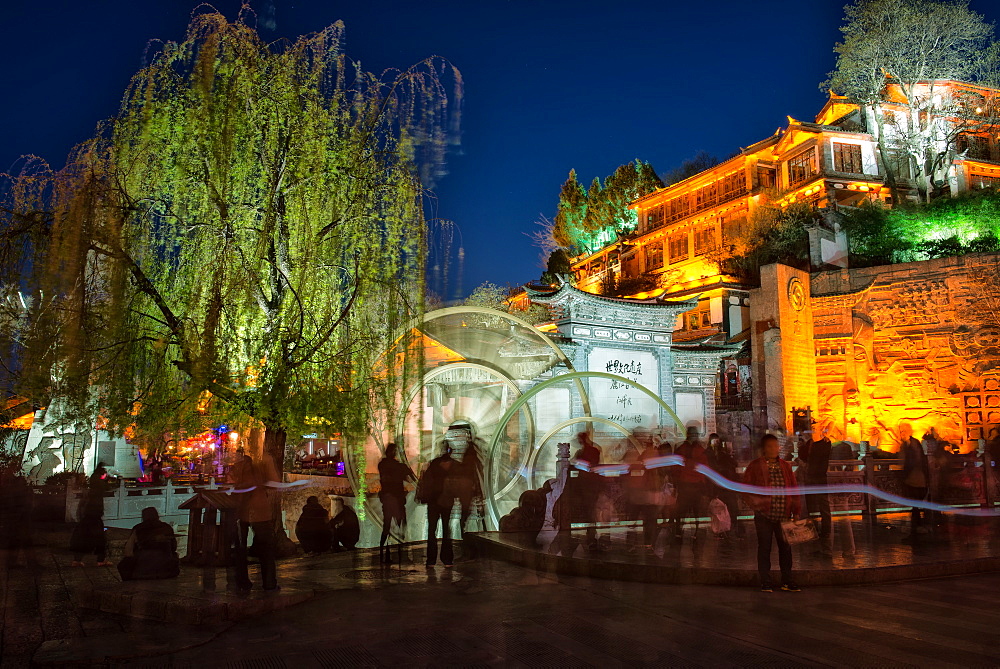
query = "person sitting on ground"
xmin=296 ymin=496 xmax=332 ymax=554
xmin=330 ymin=497 xmax=360 ymax=551
xmin=117 ymin=507 xmax=180 ymax=580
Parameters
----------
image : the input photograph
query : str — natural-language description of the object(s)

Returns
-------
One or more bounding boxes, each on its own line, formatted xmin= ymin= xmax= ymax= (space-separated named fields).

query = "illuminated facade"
xmin=563 ymin=80 xmax=1000 ymax=451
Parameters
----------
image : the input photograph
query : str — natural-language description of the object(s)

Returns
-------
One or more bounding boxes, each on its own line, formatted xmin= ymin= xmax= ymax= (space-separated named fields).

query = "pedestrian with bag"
xmin=671 ymin=426 xmax=708 ymax=541
xmin=742 ymin=434 xmax=802 ymax=593
xmin=799 ymin=426 xmax=833 ymax=556
xmin=706 ymin=433 xmax=742 ymax=539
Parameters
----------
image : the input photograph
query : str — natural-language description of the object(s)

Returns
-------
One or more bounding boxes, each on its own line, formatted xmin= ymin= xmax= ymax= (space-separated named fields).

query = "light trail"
xmin=569 ymin=456 xmax=1000 ymax=517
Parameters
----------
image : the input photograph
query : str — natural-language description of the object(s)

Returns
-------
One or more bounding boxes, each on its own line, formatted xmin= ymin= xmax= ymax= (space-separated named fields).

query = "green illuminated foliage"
xmin=551 ymin=160 xmax=662 ymax=256
xmin=0 ymin=9 xmax=461 ymax=468
xmin=842 ymin=189 xmax=1000 ymax=265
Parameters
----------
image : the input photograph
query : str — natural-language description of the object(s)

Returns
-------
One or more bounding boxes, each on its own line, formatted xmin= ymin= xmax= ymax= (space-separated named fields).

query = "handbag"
xmin=781 ymin=518 xmax=818 ymax=545
xmin=709 ymin=498 xmax=731 ymax=534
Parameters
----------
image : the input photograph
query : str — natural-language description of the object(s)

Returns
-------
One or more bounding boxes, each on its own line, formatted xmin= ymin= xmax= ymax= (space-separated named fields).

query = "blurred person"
xmin=707 ymin=433 xmax=743 ymax=538
xmin=743 ymin=434 xmax=801 ymax=592
xmin=799 ymin=427 xmax=833 ymax=556
xmin=229 ymin=449 xmax=280 ymax=592
xmin=900 ymin=422 xmax=930 ymax=541
xmin=70 ymin=508 xmax=110 ymax=567
xmin=117 ymin=507 xmax=179 ymax=580
xmin=295 ymin=496 xmax=331 ymax=554
xmin=444 ymin=424 xmax=485 ymax=561
xmin=378 ymin=443 xmax=415 ymax=563
xmin=417 ymin=444 xmax=457 ymax=566
xmin=330 ymin=497 xmax=360 ymax=551
xmin=625 ymin=434 xmax=664 ymax=549
xmin=572 ymin=431 xmax=606 ymax=551
xmin=0 ymin=468 xmax=34 ymax=568
xmin=671 ymin=426 xmax=708 ymax=540
xmin=986 ymin=427 xmax=1000 ymax=467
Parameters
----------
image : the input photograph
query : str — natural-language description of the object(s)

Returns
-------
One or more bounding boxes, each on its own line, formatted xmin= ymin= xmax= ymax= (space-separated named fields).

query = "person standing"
xmin=378 ymin=443 xmax=415 ymax=563
xmin=572 ymin=432 xmax=605 ymax=551
xmin=417 ymin=445 xmax=456 ymax=567
xmin=899 ymin=422 xmax=930 ymax=541
xmin=707 ymin=434 xmax=743 ymax=538
xmin=672 ymin=426 xmax=709 ymax=540
xmin=71 ymin=466 xmax=112 ymax=567
xmin=742 ymin=434 xmax=801 ymax=593
xmin=229 ymin=449 xmax=280 ymax=592
xmin=799 ymin=428 xmax=833 ymax=556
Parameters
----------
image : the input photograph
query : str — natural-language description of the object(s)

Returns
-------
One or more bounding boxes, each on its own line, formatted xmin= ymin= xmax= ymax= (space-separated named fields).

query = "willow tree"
xmin=0 ymin=9 xmax=461 ymax=470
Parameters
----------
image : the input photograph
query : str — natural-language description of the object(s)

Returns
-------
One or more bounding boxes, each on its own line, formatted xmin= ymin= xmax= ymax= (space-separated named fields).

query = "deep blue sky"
xmin=4 ymin=1 xmax=999 ymax=299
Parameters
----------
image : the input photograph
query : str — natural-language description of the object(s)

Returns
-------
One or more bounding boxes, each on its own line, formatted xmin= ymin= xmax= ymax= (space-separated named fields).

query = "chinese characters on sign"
xmin=588 ymin=348 xmax=659 ymax=429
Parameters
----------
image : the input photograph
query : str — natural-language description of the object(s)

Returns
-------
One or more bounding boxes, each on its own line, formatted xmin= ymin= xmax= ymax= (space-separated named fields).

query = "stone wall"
xmin=809 ymin=253 xmax=1000 ymax=450
xmin=750 ymin=264 xmax=818 ymax=435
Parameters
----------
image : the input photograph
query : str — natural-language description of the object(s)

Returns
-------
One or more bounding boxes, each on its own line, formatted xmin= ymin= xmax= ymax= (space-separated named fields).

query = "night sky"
xmin=4 ymin=1 xmax=1000 ymax=299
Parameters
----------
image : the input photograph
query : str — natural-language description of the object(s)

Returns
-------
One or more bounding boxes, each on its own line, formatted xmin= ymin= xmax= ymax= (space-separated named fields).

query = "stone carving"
xmin=812 ymin=256 xmax=1000 ymax=449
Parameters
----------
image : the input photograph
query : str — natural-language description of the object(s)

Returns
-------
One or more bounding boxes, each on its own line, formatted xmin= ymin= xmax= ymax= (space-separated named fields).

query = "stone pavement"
xmin=5 ymin=512 xmax=1000 ymax=666
xmin=472 ymin=512 xmax=1000 ymax=585
xmin=116 ymin=558 xmax=1000 ymax=668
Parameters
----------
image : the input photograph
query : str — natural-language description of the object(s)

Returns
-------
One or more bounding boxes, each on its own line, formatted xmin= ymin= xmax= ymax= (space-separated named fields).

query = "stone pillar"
xmin=750 ymin=264 xmax=819 ymax=438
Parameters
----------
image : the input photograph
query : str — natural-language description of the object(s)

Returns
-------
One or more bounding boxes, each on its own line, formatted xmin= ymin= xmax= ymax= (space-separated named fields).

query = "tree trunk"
xmin=263 ymin=425 xmax=288 ymax=474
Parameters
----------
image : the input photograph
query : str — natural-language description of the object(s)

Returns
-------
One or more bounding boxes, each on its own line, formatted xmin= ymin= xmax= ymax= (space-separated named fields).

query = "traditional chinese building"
xmin=559 ymin=80 xmax=1000 ymax=452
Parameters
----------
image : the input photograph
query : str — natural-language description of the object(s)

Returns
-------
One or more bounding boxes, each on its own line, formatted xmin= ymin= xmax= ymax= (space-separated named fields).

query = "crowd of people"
xmin=0 ymin=418 xmax=992 ymax=597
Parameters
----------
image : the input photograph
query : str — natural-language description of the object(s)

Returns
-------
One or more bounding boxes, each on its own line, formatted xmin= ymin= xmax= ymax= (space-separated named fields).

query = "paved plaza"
xmin=2 ymin=514 xmax=1000 ymax=667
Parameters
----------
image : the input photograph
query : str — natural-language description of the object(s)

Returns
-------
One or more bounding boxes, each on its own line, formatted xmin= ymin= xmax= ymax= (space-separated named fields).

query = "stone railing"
xmin=66 ymin=479 xmax=227 ymax=528
xmin=860 ymin=452 xmax=997 ymax=516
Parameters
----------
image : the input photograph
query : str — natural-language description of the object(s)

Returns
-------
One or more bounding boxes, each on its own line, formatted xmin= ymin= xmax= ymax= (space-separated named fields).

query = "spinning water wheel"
xmin=354 ymin=306 xmax=586 ymax=537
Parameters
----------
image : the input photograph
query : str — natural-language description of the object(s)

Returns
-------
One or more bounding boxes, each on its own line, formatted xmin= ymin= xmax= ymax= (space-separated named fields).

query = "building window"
xmin=833 ymin=142 xmax=863 ymax=174
xmin=622 ymin=253 xmax=638 ymax=278
xmin=693 ymin=226 xmax=716 ymax=256
xmin=645 ymin=241 xmax=664 ymax=271
xmin=719 ymin=171 xmax=748 ymax=200
xmin=646 ymin=205 xmax=664 ymax=230
xmin=787 ymin=149 xmax=818 ymax=186
xmin=722 ymin=215 xmax=746 ymax=247
xmin=882 ymin=110 xmax=896 ymax=125
xmin=700 ymin=311 xmax=712 ymax=327
xmin=970 ymin=172 xmax=1000 ymax=189
xmin=688 ymin=313 xmax=700 ymax=330
xmin=668 ymin=233 xmax=689 ymax=264
xmin=756 ymin=166 xmax=776 ymax=189
xmin=958 ymin=133 xmax=992 ymax=160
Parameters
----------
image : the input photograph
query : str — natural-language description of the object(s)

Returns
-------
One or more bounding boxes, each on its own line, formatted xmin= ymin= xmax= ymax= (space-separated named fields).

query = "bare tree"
xmin=824 ymin=0 xmax=1000 ymax=201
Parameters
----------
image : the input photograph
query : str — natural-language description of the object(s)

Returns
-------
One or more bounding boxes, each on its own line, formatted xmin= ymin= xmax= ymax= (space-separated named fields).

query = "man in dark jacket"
xmin=743 ymin=434 xmax=802 ymax=592
xmin=378 ymin=443 xmax=415 ymax=563
xmin=418 ymin=446 xmax=456 ymax=566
